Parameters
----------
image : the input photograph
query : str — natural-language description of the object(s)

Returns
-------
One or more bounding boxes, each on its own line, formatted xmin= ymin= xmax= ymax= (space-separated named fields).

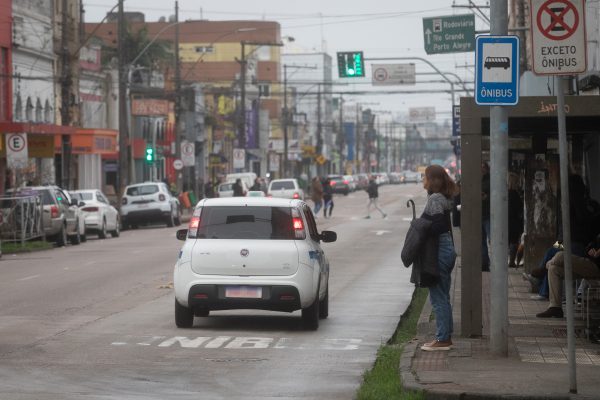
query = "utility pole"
xmin=174 ymin=1 xmax=182 ymax=191
xmin=489 ymin=0 xmax=509 ymax=356
xmin=60 ymin=0 xmax=72 ymax=189
xmin=238 ymin=41 xmax=247 ymax=154
xmin=376 ymin=116 xmax=380 ymax=172
xmin=283 ymin=64 xmax=288 ymax=177
xmin=355 ymin=104 xmax=361 ymax=173
xmin=117 ymin=0 xmax=128 ymax=199
xmin=316 ymin=85 xmax=322 ymax=175
xmin=338 ymin=96 xmax=344 ymax=174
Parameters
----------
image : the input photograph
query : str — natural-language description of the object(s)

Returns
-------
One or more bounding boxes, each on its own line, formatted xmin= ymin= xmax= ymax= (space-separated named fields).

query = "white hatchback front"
xmin=174 ymin=197 xmax=337 ymax=330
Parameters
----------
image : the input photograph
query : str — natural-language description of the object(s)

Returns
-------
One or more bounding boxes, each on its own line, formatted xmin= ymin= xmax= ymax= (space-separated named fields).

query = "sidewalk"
xmin=400 ymin=230 xmax=600 ymax=400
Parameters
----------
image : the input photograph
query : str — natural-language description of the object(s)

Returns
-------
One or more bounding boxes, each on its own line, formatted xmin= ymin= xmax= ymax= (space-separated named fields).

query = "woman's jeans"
xmin=429 ymin=232 xmax=457 ymax=342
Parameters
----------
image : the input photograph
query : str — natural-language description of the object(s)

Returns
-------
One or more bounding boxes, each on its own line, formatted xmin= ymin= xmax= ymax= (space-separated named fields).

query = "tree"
xmin=101 ymin=24 xmax=172 ymax=70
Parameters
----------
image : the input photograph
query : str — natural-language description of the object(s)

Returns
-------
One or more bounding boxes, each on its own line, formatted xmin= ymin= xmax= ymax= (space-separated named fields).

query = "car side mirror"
xmin=320 ymin=230 xmax=337 ymax=243
xmin=78 ymin=201 xmax=86 ymax=207
xmin=176 ymin=229 xmax=188 ymax=241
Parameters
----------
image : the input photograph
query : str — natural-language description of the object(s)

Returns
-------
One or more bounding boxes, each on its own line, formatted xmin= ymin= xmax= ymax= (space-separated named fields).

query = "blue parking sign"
xmin=475 ymin=36 xmax=519 ymax=106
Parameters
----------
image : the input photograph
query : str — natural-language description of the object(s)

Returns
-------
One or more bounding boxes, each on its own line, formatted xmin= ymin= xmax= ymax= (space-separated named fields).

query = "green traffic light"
xmin=145 ymin=147 xmax=154 ymax=162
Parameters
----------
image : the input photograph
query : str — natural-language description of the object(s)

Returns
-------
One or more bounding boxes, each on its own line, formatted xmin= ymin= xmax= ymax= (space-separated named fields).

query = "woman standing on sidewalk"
xmin=420 ymin=165 xmax=458 ymax=352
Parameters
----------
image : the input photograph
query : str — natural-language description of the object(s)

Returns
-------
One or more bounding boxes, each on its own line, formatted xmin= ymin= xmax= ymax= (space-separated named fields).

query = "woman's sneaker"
xmin=420 ymin=339 xmax=453 ymax=351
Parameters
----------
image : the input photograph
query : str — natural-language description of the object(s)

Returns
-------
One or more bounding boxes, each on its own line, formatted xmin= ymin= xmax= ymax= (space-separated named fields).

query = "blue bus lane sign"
xmin=475 ymin=36 xmax=520 ymax=106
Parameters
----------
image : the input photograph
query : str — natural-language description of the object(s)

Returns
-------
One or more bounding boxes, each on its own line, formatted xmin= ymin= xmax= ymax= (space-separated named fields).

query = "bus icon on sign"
xmin=484 ymin=57 xmax=510 ymax=69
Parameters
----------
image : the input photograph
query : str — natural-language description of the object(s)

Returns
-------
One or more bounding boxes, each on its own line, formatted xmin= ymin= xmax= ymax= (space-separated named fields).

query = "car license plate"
xmin=137 ymin=203 xmax=149 ymax=208
xmin=225 ymin=286 xmax=262 ymax=299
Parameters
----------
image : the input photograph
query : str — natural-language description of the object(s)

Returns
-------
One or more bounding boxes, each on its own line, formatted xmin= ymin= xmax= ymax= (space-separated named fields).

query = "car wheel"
xmin=70 ymin=222 xmax=81 ymax=245
xmin=166 ymin=210 xmax=175 ymax=227
xmin=111 ymin=217 xmax=120 ymax=238
xmin=56 ymin=225 xmax=67 ymax=247
xmin=302 ymin=286 xmax=320 ymax=331
xmin=174 ymin=209 xmax=182 ymax=226
xmin=98 ymin=219 xmax=107 ymax=239
xmin=319 ymin=285 xmax=329 ymax=319
xmin=175 ymin=299 xmax=194 ymax=328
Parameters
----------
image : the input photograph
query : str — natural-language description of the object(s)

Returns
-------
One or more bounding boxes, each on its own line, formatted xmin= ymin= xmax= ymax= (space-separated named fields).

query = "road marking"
xmin=17 ymin=274 xmax=41 ymax=281
xmin=85 ymin=261 xmax=96 ymax=266
xmin=371 ymin=230 xmax=391 ymax=236
xmin=111 ymin=336 xmax=363 ymax=350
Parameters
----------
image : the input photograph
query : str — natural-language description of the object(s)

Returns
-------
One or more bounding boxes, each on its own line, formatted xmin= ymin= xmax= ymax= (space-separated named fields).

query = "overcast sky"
xmin=83 ymin=0 xmax=488 ymax=121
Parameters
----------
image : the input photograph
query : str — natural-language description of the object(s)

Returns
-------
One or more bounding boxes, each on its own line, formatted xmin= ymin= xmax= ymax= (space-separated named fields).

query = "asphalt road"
xmin=0 ymin=182 xmax=428 ymax=400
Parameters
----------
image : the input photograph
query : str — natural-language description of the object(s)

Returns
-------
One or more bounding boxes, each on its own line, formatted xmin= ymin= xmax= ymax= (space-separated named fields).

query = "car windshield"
xmin=127 ymin=185 xmax=159 ymax=196
xmin=197 ymin=206 xmax=295 ymax=240
xmin=71 ymin=192 xmax=93 ymax=201
xmin=271 ymin=181 xmax=294 ymax=190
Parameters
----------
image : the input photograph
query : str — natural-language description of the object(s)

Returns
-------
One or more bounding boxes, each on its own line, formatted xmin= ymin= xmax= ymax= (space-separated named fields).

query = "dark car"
xmin=328 ymin=176 xmax=350 ymax=195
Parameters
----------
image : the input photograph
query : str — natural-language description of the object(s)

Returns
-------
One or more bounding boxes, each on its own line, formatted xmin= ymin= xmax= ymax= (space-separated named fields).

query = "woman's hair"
xmin=425 ymin=164 xmax=458 ymax=198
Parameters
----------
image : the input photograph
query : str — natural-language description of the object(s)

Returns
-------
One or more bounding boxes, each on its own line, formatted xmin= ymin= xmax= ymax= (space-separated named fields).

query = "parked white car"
xmin=217 ymin=181 xmax=249 ymax=198
xmin=267 ymin=178 xmax=305 ymax=200
xmin=120 ymin=182 xmax=181 ymax=229
xmin=70 ymin=190 xmax=120 ymax=238
xmin=174 ymin=197 xmax=337 ymax=330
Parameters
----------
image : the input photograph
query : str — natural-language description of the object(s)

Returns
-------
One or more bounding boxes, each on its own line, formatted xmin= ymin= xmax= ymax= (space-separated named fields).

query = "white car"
xmin=267 ymin=178 xmax=305 ymax=200
xmin=70 ymin=190 xmax=120 ymax=238
xmin=120 ymin=182 xmax=181 ymax=229
xmin=217 ymin=181 xmax=249 ymax=198
xmin=174 ymin=197 xmax=337 ymax=330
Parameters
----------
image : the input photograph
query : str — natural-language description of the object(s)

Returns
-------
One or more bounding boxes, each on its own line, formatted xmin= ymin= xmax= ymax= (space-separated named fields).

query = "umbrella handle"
xmin=406 ymin=199 xmax=416 ymax=220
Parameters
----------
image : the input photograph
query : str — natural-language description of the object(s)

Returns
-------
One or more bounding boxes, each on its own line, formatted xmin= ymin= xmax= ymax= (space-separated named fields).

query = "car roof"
xmin=72 ymin=189 xmax=97 ymax=194
xmin=126 ymin=182 xmax=162 ymax=188
xmin=269 ymin=178 xmax=297 ymax=182
xmin=198 ymin=197 xmax=302 ymax=208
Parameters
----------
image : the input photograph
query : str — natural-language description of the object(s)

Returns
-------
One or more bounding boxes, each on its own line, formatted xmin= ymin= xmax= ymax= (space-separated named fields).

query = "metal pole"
xmin=239 ymin=42 xmax=247 ymax=155
xmin=117 ymin=0 xmax=129 ymax=200
xmin=283 ymin=65 xmax=288 ymax=177
xmin=355 ymin=104 xmax=361 ymax=173
xmin=174 ymin=1 xmax=182 ymax=191
xmin=316 ymin=85 xmax=322 ymax=176
xmin=489 ymin=0 xmax=509 ymax=356
xmin=557 ymin=76 xmax=577 ymax=393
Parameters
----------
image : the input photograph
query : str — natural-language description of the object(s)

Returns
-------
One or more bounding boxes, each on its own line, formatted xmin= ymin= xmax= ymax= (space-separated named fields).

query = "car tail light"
xmin=343 ymin=180 xmax=349 ymax=185
xmin=159 ymin=194 xmax=166 ymax=201
xmin=121 ymin=197 xmax=128 ymax=205
xmin=330 ymin=181 xmax=336 ymax=186
xmin=187 ymin=208 xmax=202 ymax=238
xmin=50 ymin=205 xmax=59 ymax=218
xmin=293 ymin=192 xmax=300 ymax=199
xmin=291 ymin=208 xmax=306 ymax=239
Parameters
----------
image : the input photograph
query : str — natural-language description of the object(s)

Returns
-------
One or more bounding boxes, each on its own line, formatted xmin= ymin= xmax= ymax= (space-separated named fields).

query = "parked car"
xmin=327 ymin=176 xmax=350 ymax=195
xmin=70 ymin=190 xmax=120 ymax=238
xmin=174 ymin=197 xmax=337 ymax=330
xmin=388 ymin=172 xmax=402 ymax=184
xmin=225 ymin=172 xmax=257 ymax=190
xmin=120 ymin=182 xmax=181 ymax=229
xmin=403 ymin=171 xmax=421 ymax=183
xmin=7 ymin=186 xmax=85 ymax=246
xmin=354 ymin=173 xmax=369 ymax=190
xmin=343 ymin=175 xmax=357 ymax=192
xmin=246 ymin=190 xmax=266 ymax=197
xmin=217 ymin=181 xmax=249 ymax=198
xmin=267 ymin=178 xmax=305 ymax=200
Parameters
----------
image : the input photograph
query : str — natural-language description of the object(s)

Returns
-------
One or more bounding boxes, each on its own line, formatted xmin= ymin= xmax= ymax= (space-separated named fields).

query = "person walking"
xmin=310 ymin=176 xmax=323 ymax=217
xmin=365 ymin=175 xmax=387 ymax=219
xmin=232 ymin=178 xmax=246 ymax=197
xmin=250 ymin=177 xmax=262 ymax=191
xmin=322 ymin=177 xmax=334 ymax=218
xmin=420 ymin=165 xmax=458 ymax=351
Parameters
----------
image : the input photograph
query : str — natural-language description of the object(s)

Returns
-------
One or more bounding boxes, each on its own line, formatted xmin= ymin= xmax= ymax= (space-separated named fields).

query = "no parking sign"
xmin=529 ymin=0 xmax=587 ymax=75
xmin=6 ymin=133 xmax=28 ymax=169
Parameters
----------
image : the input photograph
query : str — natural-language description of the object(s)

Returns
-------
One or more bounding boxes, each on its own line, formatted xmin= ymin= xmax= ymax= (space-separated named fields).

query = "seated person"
xmin=537 ymin=234 xmax=600 ymax=318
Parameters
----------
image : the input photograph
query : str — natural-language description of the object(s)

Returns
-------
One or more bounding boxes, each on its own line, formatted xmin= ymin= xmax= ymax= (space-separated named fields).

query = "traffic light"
xmin=337 ymin=51 xmax=365 ymax=78
xmin=145 ymin=146 xmax=154 ymax=163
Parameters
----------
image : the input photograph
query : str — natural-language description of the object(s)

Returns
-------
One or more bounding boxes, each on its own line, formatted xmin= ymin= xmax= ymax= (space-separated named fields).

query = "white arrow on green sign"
xmin=423 ymin=14 xmax=475 ymax=54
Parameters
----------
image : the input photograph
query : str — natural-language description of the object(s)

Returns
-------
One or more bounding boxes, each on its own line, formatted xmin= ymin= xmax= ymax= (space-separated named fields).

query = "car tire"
xmin=111 ymin=217 xmax=120 ymax=238
xmin=302 ymin=287 xmax=320 ymax=331
xmin=319 ymin=285 xmax=329 ymax=319
xmin=174 ymin=209 xmax=182 ymax=226
xmin=70 ymin=222 xmax=81 ymax=245
xmin=56 ymin=225 xmax=67 ymax=247
xmin=175 ymin=299 xmax=194 ymax=328
xmin=166 ymin=210 xmax=175 ymax=227
xmin=98 ymin=219 xmax=107 ymax=239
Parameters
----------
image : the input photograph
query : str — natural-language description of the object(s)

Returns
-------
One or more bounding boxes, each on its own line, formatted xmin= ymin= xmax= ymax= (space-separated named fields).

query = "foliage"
xmin=1 ymin=240 xmax=53 ymax=254
xmin=356 ymin=287 xmax=428 ymax=400
xmin=101 ymin=24 xmax=172 ymax=69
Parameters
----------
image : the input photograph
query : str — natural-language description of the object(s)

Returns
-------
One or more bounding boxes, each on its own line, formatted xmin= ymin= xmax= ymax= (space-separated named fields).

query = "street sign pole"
xmin=489 ymin=0 xmax=509 ymax=357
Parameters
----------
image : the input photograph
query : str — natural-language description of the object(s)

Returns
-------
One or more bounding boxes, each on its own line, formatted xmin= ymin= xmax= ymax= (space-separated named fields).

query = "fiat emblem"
xmin=240 ymin=249 xmax=249 ymax=257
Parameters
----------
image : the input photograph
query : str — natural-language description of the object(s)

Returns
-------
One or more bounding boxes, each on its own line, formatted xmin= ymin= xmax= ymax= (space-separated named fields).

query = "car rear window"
xmin=71 ymin=192 xmax=93 ymax=201
xmin=127 ymin=185 xmax=159 ymax=196
xmin=219 ymin=183 xmax=234 ymax=191
xmin=197 ymin=206 xmax=295 ymax=240
xmin=270 ymin=181 xmax=294 ymax=190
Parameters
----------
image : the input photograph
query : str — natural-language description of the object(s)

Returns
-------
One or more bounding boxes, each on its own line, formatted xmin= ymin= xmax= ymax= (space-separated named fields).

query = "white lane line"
xmin=17 ymin=274 xmax=41 ymax=281
xmin=84 ymin=261 xmax=96 ymax=266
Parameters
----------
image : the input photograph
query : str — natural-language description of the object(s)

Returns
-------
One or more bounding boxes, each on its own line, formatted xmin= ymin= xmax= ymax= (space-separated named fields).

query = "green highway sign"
xmin=423 ymin=14 xmax=475 ymax=54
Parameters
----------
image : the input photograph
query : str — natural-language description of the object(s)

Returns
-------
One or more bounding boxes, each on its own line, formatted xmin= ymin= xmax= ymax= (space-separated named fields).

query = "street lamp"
xmin=282 ymin=64 xmax=317 ymax=177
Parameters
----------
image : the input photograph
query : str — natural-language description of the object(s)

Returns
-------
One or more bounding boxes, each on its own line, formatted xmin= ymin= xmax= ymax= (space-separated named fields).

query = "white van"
xmin=225 ymin=172 xmax=257 ymax=189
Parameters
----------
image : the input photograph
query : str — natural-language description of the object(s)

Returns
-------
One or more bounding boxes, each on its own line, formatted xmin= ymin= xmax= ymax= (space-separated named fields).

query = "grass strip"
xmin=356 ymin=287 xmax=428 ymax=400
xmin=1 ymin=240 xmax=53 ymax=254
